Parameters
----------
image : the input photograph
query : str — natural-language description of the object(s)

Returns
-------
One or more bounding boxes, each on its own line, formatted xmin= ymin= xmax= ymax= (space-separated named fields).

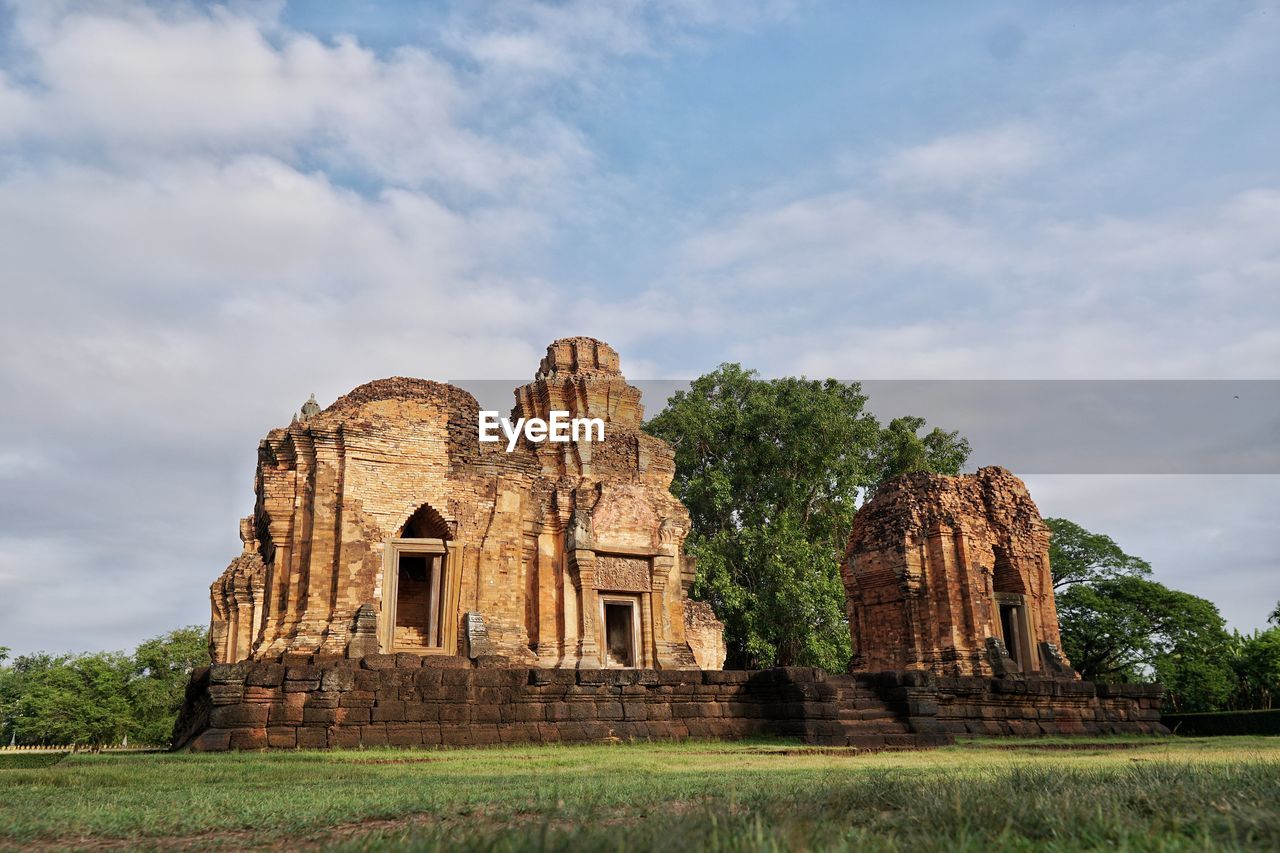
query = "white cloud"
xmin=880 ymin=124 xmax=1050 ymax=191
xmin=1056 ymin=3 xmax=1280 ymax=118
xmin=662 ymin=184 xmax=1280 ymax=377
xmin=0 ymin=156 xmax=568 ymax=445
xmin=0 ymin=3 xmax=587 ymax=194
xmin=1024 ymin=475 xmax=1280 ymax=633
xmin=677 ymin=191 xmax=1008 ymax=288
xmin=444 ymin=0 xmax=791 ymax=81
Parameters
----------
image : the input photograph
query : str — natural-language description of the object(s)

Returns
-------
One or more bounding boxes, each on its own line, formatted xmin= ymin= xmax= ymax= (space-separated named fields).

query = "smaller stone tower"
xmin=842 ymin=466 xmax=1074 ymax=678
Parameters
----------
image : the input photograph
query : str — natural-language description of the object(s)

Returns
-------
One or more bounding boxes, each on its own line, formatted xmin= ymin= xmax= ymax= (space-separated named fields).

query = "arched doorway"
xmin=400 ymin=503 xmax=451 ymax=540
xmin=380 ymin=503 xmax=462 ymax=655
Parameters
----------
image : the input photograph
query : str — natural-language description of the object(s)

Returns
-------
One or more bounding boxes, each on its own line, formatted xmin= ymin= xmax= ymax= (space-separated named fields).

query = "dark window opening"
xmin=400 ymin=554 xmax=428 ymax=584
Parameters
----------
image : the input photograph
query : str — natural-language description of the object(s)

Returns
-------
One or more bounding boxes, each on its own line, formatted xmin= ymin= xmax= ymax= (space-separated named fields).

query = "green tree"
xmin=644 ymin=364 xmax=968 ymax=670
xmin=1044 ymin=517 xmax=1151 ymax=590
xmin=0 ymin=626 xmax=209 ymax=747
xmin=870 ymin=416 xmax=970 ymax=490
xmin=1270 ymin=601 xmax=1280 ymax=626
xmin=0 ymin=648 xmax=12 ymax=744
xmin=1056 ymin=575 xmax=1233 ymax=709
xmin=128 ymin=625 xmax=210 ymax=745
xmin=1047 ymin=518 xmax=1238 ymax=710
xmin=1226 ymin=628 xmax=1280 ymax=710
xmin=1152 ymin=605 xmax=1237 ymax=714
xmin=2 ymin=652 xmax=136 ymax=746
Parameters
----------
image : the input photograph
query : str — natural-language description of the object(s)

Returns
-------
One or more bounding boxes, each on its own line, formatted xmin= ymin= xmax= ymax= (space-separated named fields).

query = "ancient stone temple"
xmin=842 ymin=466 xmax=1073 ymax=678
xmin=178 ymin=364 xmax=1164 ymax=753
xmin=208 ymin=337 xmax=725 ymax=672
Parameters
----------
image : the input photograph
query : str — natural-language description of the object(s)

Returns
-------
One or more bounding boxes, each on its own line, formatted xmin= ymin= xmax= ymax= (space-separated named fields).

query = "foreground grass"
xmin=0 ymin=737 xmax=1278 ymax=850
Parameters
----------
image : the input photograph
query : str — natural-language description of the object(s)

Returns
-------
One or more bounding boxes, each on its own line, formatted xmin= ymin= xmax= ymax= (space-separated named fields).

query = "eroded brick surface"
xmin=844 ymin=467 xmax=1069 ymax=677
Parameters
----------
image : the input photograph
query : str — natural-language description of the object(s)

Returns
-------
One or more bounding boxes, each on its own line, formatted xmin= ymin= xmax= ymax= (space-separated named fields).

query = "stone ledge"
xmin=173 ymin=658 xmax=1167 ymax=752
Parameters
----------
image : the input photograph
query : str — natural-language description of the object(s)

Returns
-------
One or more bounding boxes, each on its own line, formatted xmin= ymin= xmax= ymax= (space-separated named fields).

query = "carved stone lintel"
xmin=595 ymin=554 xmax=651 ymax=592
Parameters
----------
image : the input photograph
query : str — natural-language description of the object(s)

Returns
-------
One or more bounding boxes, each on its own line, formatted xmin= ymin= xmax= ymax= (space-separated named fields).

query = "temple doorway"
xmin=380 ymin=502 xmax=461 ymax=655
xmin=395 ymin=551 xmax=445 ymax=648
xmin=602 ymin=598 xmax=638 ymax=668
xmin=992 ymin=544 xmax=1034 ymax=672
xmin=999 ymin=602 xmax=1023 ymax=670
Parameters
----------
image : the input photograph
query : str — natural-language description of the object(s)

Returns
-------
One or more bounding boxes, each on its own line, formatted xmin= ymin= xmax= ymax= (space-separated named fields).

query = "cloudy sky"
xmin=1 ymin=1 xmax=1276 ymax=655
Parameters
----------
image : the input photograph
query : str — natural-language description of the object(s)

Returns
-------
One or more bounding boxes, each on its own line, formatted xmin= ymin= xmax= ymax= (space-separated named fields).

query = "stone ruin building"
xmin=842 ymin=466 xmax=1074 ymax=679
xmin=176 ymin=344 xmax=1163 ymax=751
xmin=209 ymin=337 xmax=726 ymax=673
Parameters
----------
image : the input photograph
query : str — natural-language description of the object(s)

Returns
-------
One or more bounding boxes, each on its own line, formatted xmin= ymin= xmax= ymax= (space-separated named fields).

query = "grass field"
xmin=1 ymin=737 xmax=1278 ymax=850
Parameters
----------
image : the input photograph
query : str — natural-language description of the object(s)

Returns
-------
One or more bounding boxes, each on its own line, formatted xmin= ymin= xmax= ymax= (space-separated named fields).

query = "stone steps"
xmin=821 ymin=674 xmax=935 ymax=747
xmin=837 ymin=701 xmax=899 ymax=717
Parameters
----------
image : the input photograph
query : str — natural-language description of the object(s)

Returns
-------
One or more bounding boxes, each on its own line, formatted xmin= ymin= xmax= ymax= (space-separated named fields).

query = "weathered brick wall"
xmin=207 ymin=337 xmax=725 ymax=673
xmin=173 ymin=657 xmax=1166 ymax=752
xmin=844 ymin=467 xmax=1067 ymax=677
xmin=858 ymin=671 xmax=1166 ymax=738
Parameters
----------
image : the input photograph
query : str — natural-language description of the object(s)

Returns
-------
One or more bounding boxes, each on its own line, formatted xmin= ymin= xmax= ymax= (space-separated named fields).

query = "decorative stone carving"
xmin=346 ymin=603 xmax=379 ymax=659
xmin=684 ymin=601 xmax=726 ymax=670
xmin=208 ymin=552 xmax=266 ymax=663
xmin=595 ymin=555 xmax=651 ymax=592
xmin=591 ymin=484 xmax=658 ymax=550
xmin=238 ymin=516 xmax=257 ymax=553
xmin=1039 ymin=642 xmax=1074 ymax=677
xmin=658 ymin=517 xmax=681 ymax=547
xmin=567 ymin=510 xmax=592 ymax=551
xmin=985 ymin=637 xmax=1017 ymax=677
xmin=464 ymin=611 xmax=492 ymax=659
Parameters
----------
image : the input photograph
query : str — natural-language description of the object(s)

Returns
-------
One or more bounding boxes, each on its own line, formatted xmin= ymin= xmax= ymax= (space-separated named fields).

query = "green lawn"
xmin=1 ymin=737 xmax=1278 ymax=850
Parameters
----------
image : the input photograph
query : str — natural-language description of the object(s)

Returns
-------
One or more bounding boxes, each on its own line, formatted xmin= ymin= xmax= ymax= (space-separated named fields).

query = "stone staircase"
xmin=818 ymin=673 xmax=954 ymax=750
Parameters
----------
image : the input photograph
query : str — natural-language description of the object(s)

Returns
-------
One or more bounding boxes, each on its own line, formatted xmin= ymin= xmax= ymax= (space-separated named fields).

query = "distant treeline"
xmin=1048 ymin=518 xmax=1280 ymax=713
xmin=0 ymin=627 xmax=208 ymax=747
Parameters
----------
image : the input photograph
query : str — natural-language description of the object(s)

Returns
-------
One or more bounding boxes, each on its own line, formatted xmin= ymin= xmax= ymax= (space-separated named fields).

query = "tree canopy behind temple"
xmin=0 ymin=626 xmax=208 ymax=746
xmin=1045 ymin=517 xmax=1153 ymax=590
xmin=644 ymin=364 xmax=969 ymax=670
xmin=1045 ymin=518 xmax=1280 ymax=713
